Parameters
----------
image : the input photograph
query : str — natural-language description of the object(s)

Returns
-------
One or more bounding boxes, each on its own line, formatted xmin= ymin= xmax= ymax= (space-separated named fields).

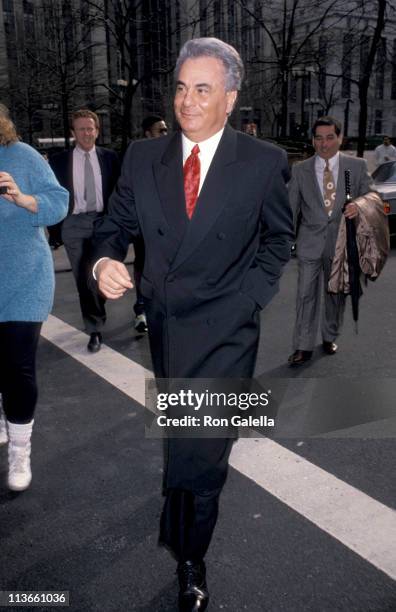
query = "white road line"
xmin=231 ymin=438 xmax=396 ymax=580
xmin=41 ymin=315 xmax=153 ymax=406
xmin=41 ymin=314 xmax=396 ymax=581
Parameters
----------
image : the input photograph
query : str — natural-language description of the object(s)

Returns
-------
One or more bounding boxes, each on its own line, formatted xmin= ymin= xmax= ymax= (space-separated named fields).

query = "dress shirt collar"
xmin=182 ymin=128 xmax=224 ymax=163
xmin=75 ymin=144 xmax=96 ymax=157
xmin=315 ymin=151 xmax=339 ymax=171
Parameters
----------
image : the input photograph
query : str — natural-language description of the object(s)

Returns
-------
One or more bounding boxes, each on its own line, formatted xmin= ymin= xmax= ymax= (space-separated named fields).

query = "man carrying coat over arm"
xmin=91 ymin=37 xmax=294 ymax=611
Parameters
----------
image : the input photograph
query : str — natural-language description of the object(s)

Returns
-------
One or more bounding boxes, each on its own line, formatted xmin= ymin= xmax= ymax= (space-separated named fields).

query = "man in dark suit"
xmin=288 ymin=116 xmax=373 ymax=366
xmin=50 ymin=109 xmax=120 ymax=352
xmin=92 ymin=38 xmax=294 ymax=610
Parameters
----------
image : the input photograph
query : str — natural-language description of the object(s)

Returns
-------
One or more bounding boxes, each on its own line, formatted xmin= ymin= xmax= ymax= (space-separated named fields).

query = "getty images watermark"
xmin=145 ymin=379 xmax=277 ymax=438
xmin=145 ymin=377 xmax=396 ymax=439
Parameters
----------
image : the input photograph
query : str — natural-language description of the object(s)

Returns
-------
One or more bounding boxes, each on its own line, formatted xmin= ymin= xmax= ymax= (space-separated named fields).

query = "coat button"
xmin=217 ymin=232 xmax=226 ymax=240
xmin=158 ymin=228 xmax=165 ymax=236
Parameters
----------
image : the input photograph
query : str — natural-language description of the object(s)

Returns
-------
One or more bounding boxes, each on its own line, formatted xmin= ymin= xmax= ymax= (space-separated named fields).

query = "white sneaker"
xmin=8 ymin=443 xmax=32 ymax=491
xmin=134 ymin=313 xmax=148 ymax=333
xmin=7 ymin=420 xmax=33 ymax=491
xmin=0 ymin=395 xmax=8 ymax=445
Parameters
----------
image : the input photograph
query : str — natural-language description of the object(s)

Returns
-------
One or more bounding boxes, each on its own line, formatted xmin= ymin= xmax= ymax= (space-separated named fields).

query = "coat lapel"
xmin=96 ymin=146 xmax=107 ymax=202
xmin=335 ymin=153 xmax=347 ymax=211
xmin=169 ymin=125 xmax=238 ymax=272
xmin=305 ymin=156 xmax=325 ymax=212
xmin=153 ymin=132 xmax=187 ymax=244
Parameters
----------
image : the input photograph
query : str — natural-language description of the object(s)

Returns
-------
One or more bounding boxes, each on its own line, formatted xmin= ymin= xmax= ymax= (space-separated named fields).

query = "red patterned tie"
xmin=183 ymin=144 xmax=200 ymax=219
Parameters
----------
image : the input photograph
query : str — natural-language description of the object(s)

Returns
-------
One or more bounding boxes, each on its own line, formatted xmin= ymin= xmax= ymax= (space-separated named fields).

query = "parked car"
xmin=372 ymin=161 xmax=396 ymax=238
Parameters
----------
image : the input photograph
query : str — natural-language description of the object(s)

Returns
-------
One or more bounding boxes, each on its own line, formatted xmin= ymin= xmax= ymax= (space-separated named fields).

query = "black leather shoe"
xmin=178 ymin=560 xmax=209 ymax=612
xmin=322 ymin=341 xmax=338 ymax=355
xmin=87 ymin=332 xmax=102 ymax=353
xmin=288 ymin=350 xmax=313 ymax=366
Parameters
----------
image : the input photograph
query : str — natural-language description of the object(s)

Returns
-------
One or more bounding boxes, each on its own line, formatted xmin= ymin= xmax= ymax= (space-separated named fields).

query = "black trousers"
xmin=62 ymin=212 xmax=106 ymax=334
xmin=0 ymin=321 xmax=42 ymax=424
xmin=159 ymin=437 xmax=234 ymax=562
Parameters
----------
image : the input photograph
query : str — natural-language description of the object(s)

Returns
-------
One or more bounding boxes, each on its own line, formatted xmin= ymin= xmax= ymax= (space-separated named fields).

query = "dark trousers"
xmin=0 ymin=321 xmax=42 ymax=424
xmin=133 ymin=237 xmax=145 ymax=316
xmin=47 ymin=221 xmax=63 ymax=247
xmin=159 ymin=437 xmax=234 ymax=562
xmin=160 ymin=487 xmax=221 ymax=562
xmin=62 ymin=213 xmax=106 ymax=334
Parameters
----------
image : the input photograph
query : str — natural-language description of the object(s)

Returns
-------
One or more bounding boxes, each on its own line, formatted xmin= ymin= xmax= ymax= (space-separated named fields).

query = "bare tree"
xmin=318 ymin=0 xmax=388 ymax=155
xmin=355 ymin=0 xmax=387 ymax=156
xmin=86 ymin=0 xmax=187 ymax=152
xmin=28 ymin=0 xmax=100 ymax=147
xmin=237 ymin=0 xmax=359 ymax=137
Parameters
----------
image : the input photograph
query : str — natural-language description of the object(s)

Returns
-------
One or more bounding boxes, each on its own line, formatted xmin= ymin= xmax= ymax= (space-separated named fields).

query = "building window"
xmin=199 ymin=0 xmax=208 ymax=37
xmin=23 ymin=0 xmax=33 ymax=15
xmin=290 ymin=77 xmax=297 ymax=102
xmin=375 ymin=109 xmax=382 ymax=134
xmin=2 ymin=0 xmax=14 ymax=12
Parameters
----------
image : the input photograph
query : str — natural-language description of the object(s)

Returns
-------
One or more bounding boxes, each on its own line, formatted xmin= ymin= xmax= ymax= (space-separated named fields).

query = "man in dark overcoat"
xmin=92 ymin=38 xmax=294 ymax=611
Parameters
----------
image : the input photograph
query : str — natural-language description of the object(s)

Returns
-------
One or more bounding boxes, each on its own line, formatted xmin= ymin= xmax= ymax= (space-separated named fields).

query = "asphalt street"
xmin=0 ymin=244 xmax=395 ymax=612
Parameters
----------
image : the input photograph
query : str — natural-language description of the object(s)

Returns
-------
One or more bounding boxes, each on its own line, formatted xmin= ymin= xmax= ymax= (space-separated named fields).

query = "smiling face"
xmin=71 ymin=117 xmax=99 ymax=152
xmin=174 ymin=56 xmax=237 ymax=142
xmin=312 ymin=124 xmax=343 ymax=160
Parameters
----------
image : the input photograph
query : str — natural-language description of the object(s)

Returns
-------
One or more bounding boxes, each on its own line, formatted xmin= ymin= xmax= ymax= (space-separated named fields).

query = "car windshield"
xmin=373 ymin=162 xmax=396 ymax=183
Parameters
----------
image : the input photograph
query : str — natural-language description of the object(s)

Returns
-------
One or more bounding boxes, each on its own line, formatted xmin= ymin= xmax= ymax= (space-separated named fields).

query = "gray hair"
xmin=175 ymin=37 xmax=244 ymax=91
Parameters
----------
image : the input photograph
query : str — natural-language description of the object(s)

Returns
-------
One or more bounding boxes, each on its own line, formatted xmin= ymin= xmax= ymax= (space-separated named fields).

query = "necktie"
xmin=323 ymin=160 xmax=336 ymax=217
xmin=84 ymin=152 xmax=97 ymax=212
xmin=184 ymin=144 xmax=200 ymax=219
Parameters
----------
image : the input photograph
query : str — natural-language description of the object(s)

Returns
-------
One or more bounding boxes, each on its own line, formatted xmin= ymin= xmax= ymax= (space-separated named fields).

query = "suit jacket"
xmin=289 ymin=153 xmax=373 ymax=259
xmin=49 ymin=146 xmax=120 ymax=216
xmin=92 ymin=126 xmax=294 ymax=380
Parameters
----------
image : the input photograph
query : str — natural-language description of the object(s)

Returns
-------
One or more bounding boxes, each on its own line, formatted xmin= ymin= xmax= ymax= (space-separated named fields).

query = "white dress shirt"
xmin=182 ymin=128 xmax=224 ymax=194
xmin=315 ymin=152 xmax=340 ymax=201
xmin=72 ymin=145 xmax=104 ymax=214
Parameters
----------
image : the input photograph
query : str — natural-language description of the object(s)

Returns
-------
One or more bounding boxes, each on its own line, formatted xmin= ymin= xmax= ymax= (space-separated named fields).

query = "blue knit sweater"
xmin=0 ymin=142 xmax=69 ymax=322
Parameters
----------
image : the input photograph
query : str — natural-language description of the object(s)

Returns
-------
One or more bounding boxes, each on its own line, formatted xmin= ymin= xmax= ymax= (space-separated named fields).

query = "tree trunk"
xmin=356 ymin=0 xmax=386 ymax=158
xmin=61 ymin=89 xmax=70 ymax=149
xmin=279 ymin=70 xmax=289 ymax=137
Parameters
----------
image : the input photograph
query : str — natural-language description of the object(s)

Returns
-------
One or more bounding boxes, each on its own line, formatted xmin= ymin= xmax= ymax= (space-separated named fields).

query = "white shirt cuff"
xmin=92 ymin=257 xmax=110 ymax=280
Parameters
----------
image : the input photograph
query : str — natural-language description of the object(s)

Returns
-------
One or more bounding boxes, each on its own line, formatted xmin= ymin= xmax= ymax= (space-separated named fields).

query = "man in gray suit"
xmin=288 ymin=116 xmax=373 ymax=366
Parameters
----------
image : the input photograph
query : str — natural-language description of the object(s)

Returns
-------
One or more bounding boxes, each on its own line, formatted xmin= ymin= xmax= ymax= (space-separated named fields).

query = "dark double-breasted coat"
xmin=92 ymin=125 xmax=294 ymax=490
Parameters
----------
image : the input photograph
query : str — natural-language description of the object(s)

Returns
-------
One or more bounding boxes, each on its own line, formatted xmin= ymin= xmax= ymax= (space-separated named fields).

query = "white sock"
xmin=8 ymin=420 xmax=34 ymax=447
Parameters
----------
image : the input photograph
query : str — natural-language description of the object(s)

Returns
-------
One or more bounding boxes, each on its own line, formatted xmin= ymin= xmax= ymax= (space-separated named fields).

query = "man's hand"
xmin=96 ymin=259 xmax=133 ymax=299
xmin=344 ymin=202 xmax=358 ymax=219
